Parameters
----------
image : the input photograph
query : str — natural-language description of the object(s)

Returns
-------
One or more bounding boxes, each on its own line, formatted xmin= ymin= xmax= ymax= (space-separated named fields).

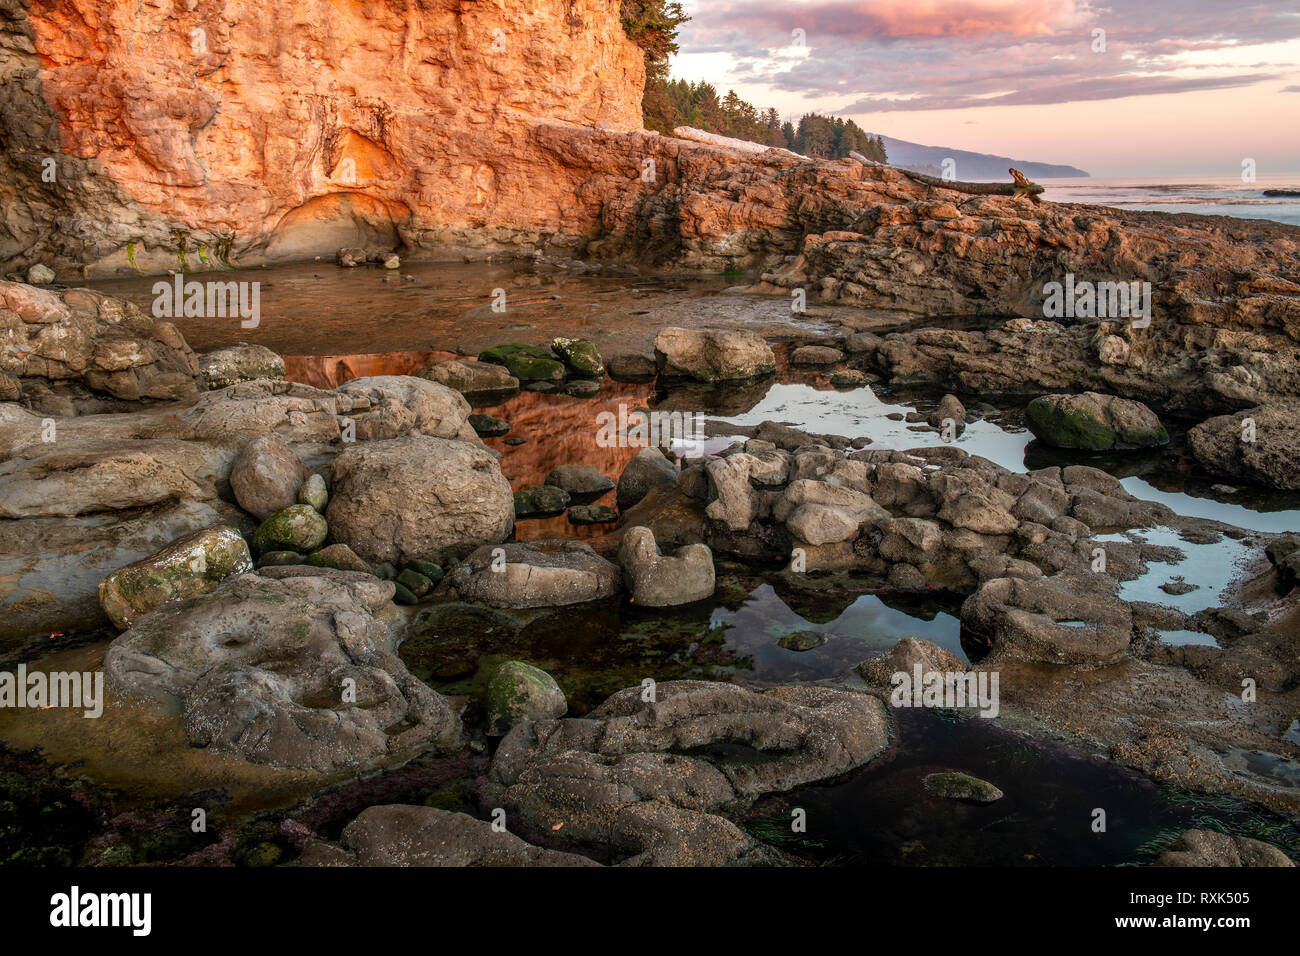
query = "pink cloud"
xmin=694 ymin=0 xmax=1090 ymax=44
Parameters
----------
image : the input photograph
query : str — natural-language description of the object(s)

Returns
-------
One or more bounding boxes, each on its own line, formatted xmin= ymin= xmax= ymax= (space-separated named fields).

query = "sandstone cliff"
xmin=1 ymin=0 xmax=644 ymax=273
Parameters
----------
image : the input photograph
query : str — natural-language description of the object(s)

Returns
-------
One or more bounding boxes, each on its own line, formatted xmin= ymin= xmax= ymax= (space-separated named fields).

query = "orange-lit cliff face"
xmin=5 ymin=0 xmax=643 ymax=273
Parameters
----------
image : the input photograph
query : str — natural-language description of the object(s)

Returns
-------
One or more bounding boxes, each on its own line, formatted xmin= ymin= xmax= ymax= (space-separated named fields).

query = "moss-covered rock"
xmin=551 ymin=337 xmax=605 ymax=377
xmin=396 ymin=568 xmax=434 ymax=597
xmin=485 ymin=660 xmax=566 ymax=735
xmin=256 ymin=550 xmax=304 ymax=568
xmin=404 ymin=559 xmax=444 ymax=584
xmin=922 ymin=771 xmax=1004 ymax=804
xmin=513 ymin=484 xmax=570 ymax=517
xmin=478 ymin=343 xmax=566 ymax=382
xmin=98 ymin=525 xmax=253 ymax=630
xmin=251 ymin=504 xmax=328 ymax=554
xmin=1025 ymin=392 xmax=1169 ymax=451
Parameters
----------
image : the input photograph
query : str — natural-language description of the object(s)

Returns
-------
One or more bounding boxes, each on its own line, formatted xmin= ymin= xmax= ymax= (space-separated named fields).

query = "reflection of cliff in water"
xmin=283 ymin=350 xmax=455 ymax=388
xmin=278 ymin=347 xmax=855 ymax=545
xmin=477 ymin=382 xmax=655 ymax=541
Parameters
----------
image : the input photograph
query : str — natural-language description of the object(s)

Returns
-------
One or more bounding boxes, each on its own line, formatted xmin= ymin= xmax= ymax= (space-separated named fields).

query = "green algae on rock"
xmin=551 ymin=337 xmax=605 ymax=377
xmin=1025 ymin=392 xmax=1169 ymax=451
xmin=396 ymin=568 xmax=434 ymax=597
xmin=251 ymin=504 xmax=328 ymax=555
xmin=478 ymin=343 xmax=566 ymax=382
xmin=485 ymin=660 xmax=567 ymax=735
xmin=98 ymin=525 xmax=253 ymax=630
xmin=514 ymin=484 xmax=570 ymax=517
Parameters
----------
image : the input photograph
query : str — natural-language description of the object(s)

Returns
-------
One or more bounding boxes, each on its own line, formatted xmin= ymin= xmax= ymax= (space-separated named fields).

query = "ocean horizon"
xmin=1039 ymin=173 xmax=1300 ymax=226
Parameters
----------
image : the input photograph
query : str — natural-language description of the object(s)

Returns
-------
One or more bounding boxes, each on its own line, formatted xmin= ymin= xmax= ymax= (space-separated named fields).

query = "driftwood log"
xmin=850 ymin=151 xmax=1044 ymax=203
xmin=670 ymin=130 xmax=1044 ymax=203
xmin=672 ymin=126 xmax=801 ymax=159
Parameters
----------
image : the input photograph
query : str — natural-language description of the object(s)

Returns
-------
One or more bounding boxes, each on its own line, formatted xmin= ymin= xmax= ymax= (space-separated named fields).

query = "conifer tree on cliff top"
xmin=620 ymin=1 xmax=885 ymax=163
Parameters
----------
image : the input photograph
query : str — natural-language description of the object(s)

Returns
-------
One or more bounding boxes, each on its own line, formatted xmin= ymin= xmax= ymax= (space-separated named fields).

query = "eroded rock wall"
xmin=1 ymin=0 xmax=644 ymax=273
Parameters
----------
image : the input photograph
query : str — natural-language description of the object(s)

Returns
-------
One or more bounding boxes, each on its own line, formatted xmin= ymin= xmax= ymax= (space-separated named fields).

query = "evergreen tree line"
xmin=619 ymin=3 xmax=886 ymax=161
xmin=643 ymin=78 xmax=886 ymax=161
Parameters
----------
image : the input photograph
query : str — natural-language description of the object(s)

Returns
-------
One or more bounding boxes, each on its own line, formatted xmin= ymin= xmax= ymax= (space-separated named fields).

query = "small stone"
xmin=468 ymin=413 xmax=510 ymax=437
xmin=923 ymin=771 xmax=1004 ymax=804
xmin=337 ymin=247 xmax=367 ymax=267
xmin=551 ymin=337 xmax=604 ymax=377
xmin=392 ymin=582 xmax=419 ymax=605
xmin=791 ymin=345 xmax=844 ymax=366
xmin=617 ymin=446 xmax=677 ymax=511
xmin=418 ymin=359 xmax=518 ymax=394
xmin=305 ymin=543 xmax=373 ymax=574
xmin=298 ymin=473 xmax=329 ymax=512
xmin=928 ymin=394 xmax=967 ymax=432
xmin=404 ymin=559 xmax=444 ymax=584
xmin=514 ymin=485 xmax=570 ymax=517
xmin=1027 ymin=392 xmax=1169 ymax=451
xmin=396 ymin=568 xmax=433 ymax=597
xmin=830 ymin=369 xmax=869 ymax=388
xmin=26 ymin=264 xmax=56 ymax=284
xmin=618 ymin=526 xmax=715 ymax=607
xmin=383 ymin=254 xmax=401 ymax=269
xmin=565 ymin=378 xmax=602 ymax=397
xmin=98 ymin=526 xmax=254 ymax=630
xmin=231 ymin=435 xmax=308 ymax=520
xmin=251 ymin=504 xmax=328 ymax=555
xmin=504 ymin=437 xmax=528 ymax=445
xmin=568 ymin=504 xmax=618 ymax=525
xmin=606 ymin=352 xmax=657 ymax=381
xmin=478 ymin=343 xmax=566 ymax=382
xmin=198 ymin=344 xmax=285 ymax=390
xmin=778 ymin=630 xmax=827 ymax=651
xmin=257 ymin=550 xmax=305 ymax=568
xmin=545 ymin=465 xmax=615 ymax=495
xmin=484 ymin=660 xmax=567 ymax=735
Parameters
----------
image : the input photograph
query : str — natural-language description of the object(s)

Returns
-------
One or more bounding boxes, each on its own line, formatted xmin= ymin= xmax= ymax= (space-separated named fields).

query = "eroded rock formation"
xmin=1 ymin=0 xmax=643 ymax=272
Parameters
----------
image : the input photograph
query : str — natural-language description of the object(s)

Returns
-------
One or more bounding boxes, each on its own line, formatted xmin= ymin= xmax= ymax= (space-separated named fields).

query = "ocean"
xmin=1039 ymin=174 xmax=1300 ymax=226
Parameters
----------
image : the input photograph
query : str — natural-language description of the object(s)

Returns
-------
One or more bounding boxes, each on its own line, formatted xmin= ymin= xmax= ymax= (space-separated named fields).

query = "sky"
xmin=668 ymin=0 xmax=1300 ymax=177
